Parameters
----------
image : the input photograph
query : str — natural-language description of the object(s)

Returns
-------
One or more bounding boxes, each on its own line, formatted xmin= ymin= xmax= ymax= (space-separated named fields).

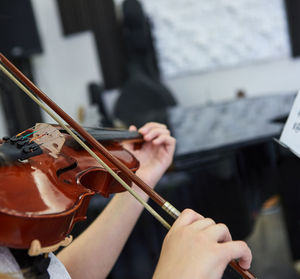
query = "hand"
xmin=153 ymin=209 xmax=252 ymax=279
xmin=123 ymin=122 xmax=176 ymax=187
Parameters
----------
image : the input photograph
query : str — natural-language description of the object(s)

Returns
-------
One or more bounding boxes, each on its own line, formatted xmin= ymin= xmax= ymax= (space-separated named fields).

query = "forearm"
xmin=58 ymin=169 xmax=160 ymax=279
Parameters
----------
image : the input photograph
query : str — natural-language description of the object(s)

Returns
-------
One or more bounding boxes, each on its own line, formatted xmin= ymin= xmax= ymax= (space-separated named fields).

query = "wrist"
xmin=135 ymin=167 xmax=162 ymax=190
xmin=116 ymin=166 xmax=164 ymax=207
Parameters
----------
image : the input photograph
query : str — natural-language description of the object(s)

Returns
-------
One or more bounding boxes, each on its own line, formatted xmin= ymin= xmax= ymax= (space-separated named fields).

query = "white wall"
xmin=30 ymin=0 xmax=101 ymax=124
xmin=1 ymin=0 xmax=299 ymax=136
xmin=117 ymin=0 xmax=290 ymax=78
xmin=132 ymin=0 xmax=300 ymax=105
xmin=165 ymin=57 xmax=300 ymax=105
xmin=0 ymin=0 xmax=101 ymax=136
xmin=31 ymin=0 xmax=297 ymax=110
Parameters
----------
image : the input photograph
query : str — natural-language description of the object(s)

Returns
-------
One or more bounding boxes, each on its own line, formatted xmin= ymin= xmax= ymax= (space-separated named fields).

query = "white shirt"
xmin=0 ymin=246 xmax=71 ymax=279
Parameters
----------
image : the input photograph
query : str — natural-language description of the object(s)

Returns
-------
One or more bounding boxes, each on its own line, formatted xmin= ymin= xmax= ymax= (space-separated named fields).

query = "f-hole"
xmin=56 ymin=161 xmax=78 ymax=177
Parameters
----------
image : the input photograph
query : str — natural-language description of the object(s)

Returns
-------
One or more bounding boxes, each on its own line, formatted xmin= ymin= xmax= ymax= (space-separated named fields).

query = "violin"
xmin=0 ymin=53 xmax=257 ymax=279
xmin=0 ymin=123 xmax=142 ymax=251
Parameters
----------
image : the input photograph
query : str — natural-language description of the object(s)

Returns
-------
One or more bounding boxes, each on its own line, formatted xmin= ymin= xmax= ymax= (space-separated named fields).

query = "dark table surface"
xmin=169 ymin=93 xmax=296 ymax=167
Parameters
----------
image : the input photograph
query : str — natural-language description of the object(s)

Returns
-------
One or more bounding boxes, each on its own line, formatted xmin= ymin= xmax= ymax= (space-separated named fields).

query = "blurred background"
xmin=1 ymin=0 xmax=300 ymax=278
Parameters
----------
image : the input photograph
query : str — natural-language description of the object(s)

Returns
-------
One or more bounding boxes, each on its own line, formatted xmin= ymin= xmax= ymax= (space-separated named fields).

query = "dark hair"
xmin=9 ymin=249 xmax=50 ymax=279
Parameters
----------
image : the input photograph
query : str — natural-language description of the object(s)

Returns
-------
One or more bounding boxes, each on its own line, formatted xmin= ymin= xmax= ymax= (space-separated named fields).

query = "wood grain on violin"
xmin=0 ymin=123 xmax=139 ymax=249
xmin=0 ymin=53 xmax=257 ymax=279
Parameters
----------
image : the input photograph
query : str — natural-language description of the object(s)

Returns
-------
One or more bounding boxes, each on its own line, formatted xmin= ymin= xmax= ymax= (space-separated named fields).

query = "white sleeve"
xmin=0 ymin=246 xmax=71 ymax=279
xmin=48 ymin=253 xmax=71 ymax=279
xmin=0 ymin=246 xmax=23 ymax=278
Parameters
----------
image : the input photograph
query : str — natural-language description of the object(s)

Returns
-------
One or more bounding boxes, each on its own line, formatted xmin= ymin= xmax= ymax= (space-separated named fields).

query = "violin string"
xmin=29 ymin=133 xmax=46 ymax=143
xmin=22 ymin=130 xmax=38 ymax=139
xmin=28 ymin=127 xmax=62 ymax=143
xmin=0 ymin=63 xmax=171 ymax=230
xmin=26 ymin=130 xmax=256 ymax=278
xmin=14 ymin=127 xmax=58 ymax=147
xmin=16 ymin=129 xmax=30 ymax=137
xmin=0 ymin=57 xmax=257 ymax=279
xmin=15 ymin=126 xmax=36 ymax=138
xmin=15 ymin=125 xmax=46 ymax=139
xmin=1 ymin=55 xmax=180 ymax=219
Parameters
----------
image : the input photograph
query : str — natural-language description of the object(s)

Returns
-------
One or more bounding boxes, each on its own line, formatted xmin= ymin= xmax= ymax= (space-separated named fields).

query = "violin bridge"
xmin=33 ymin=123 xmax=65 ymax=158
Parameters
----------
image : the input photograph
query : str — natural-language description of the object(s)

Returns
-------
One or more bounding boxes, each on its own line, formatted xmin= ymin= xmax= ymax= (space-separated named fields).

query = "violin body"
xmin=0 ymin=124 xmax=140 ymax=249
xmin=0 ymin=53 xmax=257 ymax=279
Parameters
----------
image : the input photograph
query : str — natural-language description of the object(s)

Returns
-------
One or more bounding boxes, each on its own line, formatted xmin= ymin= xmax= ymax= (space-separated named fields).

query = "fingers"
xmin=139 ymin=123 xmax=170 ymax=142
xmin=129 ymin=125 xmax=137 ymax=131
xmin=153 ymin=134 xmax=176 ymax=147
xmin=222 ymin=241 xmax=252 ymax=270
xmin=206 ymin=223 xmax=232 ymax=243
xmin=169 ymin=209 xmax=252 ymax=272
xmin=174 ymin=210 xmax=231 ymax=243
xmin=190 ymin=217 xmax=215 ymax=230
xmin=138 ymin=123 xmax=176 ymax=152
xmin=189 ymin=217 xmax=232 ymax=244
xmin=172 ymin=209 xmax=204 ymax=229
xmin=139 ymin=122 xmax=167 ymax=134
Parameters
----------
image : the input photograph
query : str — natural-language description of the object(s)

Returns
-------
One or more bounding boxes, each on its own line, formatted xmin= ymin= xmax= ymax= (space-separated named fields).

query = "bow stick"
xmin=0 ymin=53 xmax=257 ymax=279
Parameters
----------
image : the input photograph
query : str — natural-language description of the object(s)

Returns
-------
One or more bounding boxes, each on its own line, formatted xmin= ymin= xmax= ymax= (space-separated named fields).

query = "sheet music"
xmin=280 ymin=91 xmax=300 ymax=157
